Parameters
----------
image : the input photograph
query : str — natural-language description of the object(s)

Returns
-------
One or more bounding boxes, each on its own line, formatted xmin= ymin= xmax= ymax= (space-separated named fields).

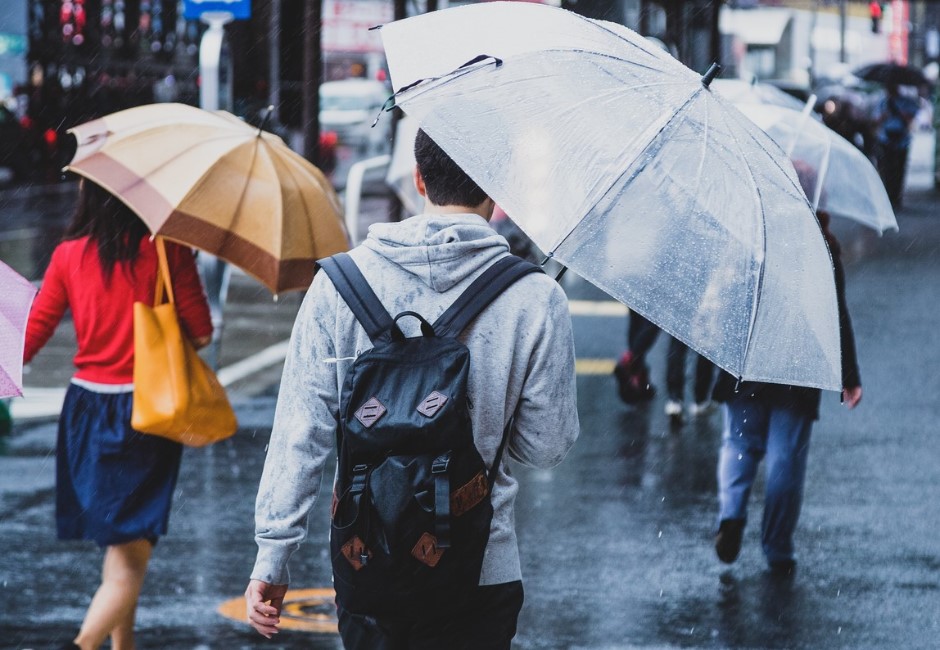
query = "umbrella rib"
xmin=549 ymin=86 xmax=704 ymax=255
xmin=722 ymin=112 xmax=776 ymax=379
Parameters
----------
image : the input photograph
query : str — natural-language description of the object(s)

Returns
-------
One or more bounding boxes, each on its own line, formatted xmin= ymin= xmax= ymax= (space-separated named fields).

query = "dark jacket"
xmin=711 ymin=247 xmax=861 ymax=420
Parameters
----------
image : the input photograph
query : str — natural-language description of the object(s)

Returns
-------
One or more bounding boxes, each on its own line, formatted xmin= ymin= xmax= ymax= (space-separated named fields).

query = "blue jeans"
xmin=716 ymin=400 xmax=813 ymax=564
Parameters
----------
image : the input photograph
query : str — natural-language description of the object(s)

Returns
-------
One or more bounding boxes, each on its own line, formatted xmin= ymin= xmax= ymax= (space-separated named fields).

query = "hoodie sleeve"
xmin=507 ymin=282 xmax=580 ymax=468
xmin=250 ymin=272 xmax=339 ymax=586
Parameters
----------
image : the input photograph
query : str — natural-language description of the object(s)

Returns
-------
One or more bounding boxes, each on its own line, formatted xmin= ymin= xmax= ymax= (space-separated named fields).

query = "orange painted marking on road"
xmin=217 ymin=587 xmax=339 ymax=634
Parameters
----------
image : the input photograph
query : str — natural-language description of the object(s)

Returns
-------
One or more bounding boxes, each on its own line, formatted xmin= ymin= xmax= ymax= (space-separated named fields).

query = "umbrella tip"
xmin=701 ymin=62 xmax=722 ymax=89
xmin=258 ymin=106 xmax=276 ymax=135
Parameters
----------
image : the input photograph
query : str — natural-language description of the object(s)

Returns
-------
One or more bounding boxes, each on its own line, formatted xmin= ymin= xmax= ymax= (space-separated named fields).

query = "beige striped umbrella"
xmin=66 ymin=103 xmax=349 ymax=294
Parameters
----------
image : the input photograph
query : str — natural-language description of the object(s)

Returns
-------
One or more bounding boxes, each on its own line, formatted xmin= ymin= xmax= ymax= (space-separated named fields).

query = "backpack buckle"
xmin=432 ymin=453 xmax=451 ymax=474
xmin=350 ymin=463 xmax=370 ymax=494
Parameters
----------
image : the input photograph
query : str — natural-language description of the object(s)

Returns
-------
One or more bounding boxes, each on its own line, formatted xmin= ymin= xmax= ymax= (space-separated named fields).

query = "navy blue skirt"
xmin=56 ymin=384 xmax=183 ymax=547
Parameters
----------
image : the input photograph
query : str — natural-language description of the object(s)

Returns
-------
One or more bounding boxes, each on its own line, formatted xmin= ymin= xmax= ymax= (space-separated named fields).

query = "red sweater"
xmin=25 ymin=236 xmax=214 ymax=385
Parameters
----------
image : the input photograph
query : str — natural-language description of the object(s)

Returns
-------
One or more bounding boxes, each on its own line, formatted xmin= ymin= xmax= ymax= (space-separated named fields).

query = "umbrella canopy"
xmin=853 ymin=62 xmax=928 ymax=87
xmin=710 ymin=78 xmax=808 ymax=112
xmin=735 ymin=102 xmax=898 ymax=234
xmin=0 ymin=261 xmax=38 ymax=398
xmin=380 ymin=2 xmax=842 ymax=390
xmin=66 ymin=103 xmax=349 ymax=294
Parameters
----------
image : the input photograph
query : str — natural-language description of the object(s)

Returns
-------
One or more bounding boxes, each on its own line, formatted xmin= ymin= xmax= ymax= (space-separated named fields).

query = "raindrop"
xmin=838 ymin=627 xmax=842 ymax=634
xmin=737 ymin=453 xmax=743 ymax=460
xmin=837 ymin=589 xmax=841 ymax=596
xmin=659 ymin=589 xmax=664 ymax=597
xmin=658 ymin=530 xmax=663 ymax=538
xmin=661 ymin=496 xmax=666 ymax=502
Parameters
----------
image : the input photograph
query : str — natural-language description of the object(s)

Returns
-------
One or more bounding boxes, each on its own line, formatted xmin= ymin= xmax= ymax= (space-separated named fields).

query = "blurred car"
xmin=320 ymin=79 xmax=392 ymax=155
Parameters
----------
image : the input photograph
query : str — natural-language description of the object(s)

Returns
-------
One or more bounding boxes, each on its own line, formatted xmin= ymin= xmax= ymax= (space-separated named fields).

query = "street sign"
xmin=183 ymin=0 xmax=251 ymax=21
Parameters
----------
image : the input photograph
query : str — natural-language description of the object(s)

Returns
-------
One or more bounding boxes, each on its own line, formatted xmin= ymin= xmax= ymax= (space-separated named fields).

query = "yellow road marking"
xmin=576 ymin=358 xmax=616 ymax=375
xmin=568 ymin=299 xmax=629 ymax=316
xmin=218 ymin=588 xmax=338 ymax=634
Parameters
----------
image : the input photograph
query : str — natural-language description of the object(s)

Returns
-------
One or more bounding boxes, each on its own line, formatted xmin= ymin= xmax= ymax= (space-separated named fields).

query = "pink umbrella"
xmin=0 ymin=260 xmax=37 ymax=398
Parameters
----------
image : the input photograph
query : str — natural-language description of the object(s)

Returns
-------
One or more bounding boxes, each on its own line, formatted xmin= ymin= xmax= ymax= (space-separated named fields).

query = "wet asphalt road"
xmin=1 ymin=141 xmax=939 ymax=649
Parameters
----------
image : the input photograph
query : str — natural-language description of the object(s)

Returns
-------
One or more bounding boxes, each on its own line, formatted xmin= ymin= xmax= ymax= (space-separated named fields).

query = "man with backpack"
xmin=246 ymin=128 xmax=580 ymax=648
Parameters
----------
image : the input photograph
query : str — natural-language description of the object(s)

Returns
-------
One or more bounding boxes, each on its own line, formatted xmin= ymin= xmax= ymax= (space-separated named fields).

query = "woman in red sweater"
xmin=25 ymin=180 xmax=213 ymax=650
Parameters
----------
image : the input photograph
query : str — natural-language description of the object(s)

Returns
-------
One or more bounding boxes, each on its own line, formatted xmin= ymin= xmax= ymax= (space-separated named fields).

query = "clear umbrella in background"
xmin=0 ymin=260 xmax=37 ymax=398
xmin=735 ymin=100 xmax=898 ymax=234
xmin=385 ymin=113 xmax=423 ymax=215
xmin=710 ymin=78 xmax=809 ymax=112
xmin=380 ymin=1 xmax=843 ymax=390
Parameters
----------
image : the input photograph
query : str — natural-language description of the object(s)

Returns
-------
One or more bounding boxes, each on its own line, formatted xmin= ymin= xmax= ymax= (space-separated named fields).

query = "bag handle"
xmin=153 ymin=237 xmax=175 ymax=307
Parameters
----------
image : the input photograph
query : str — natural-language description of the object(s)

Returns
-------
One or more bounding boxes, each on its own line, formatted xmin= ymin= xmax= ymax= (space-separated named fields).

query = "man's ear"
xmin=414 ymin=166 xmax=427 ymax=197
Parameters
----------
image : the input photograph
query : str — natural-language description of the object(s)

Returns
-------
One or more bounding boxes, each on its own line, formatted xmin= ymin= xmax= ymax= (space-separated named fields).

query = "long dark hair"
xmin=64 ymin=180 xmax=150 ymax=280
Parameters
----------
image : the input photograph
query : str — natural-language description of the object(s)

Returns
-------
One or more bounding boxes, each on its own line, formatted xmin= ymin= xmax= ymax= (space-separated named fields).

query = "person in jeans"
xmin=711 ymin=206 xmax=862 ymax=576
xmin=245 ymin=129 xmax=580 ymax=648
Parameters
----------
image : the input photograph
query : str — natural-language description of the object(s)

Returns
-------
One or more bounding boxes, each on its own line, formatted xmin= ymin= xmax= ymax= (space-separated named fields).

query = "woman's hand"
xmin=191 ymin=335 xmax=212 ymax=350
xmin=842 ymin=385 xmax=863 ymax=410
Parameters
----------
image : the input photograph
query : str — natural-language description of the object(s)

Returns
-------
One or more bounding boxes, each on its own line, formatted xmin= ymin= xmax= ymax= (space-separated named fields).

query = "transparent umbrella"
xmin=380 ymin=1 xmax=842 ymax=390
xmin=0 ymin=260 xmax=37 ymax=398
xmin=735 ymin=101 xmax=898 ymax=234
xmin=710 ymin=78 xmax=809 ymax=112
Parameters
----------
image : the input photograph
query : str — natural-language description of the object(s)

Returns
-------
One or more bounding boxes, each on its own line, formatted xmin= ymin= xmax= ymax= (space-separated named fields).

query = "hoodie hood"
xmin=363 ymin=213 xmax=510 ymax=292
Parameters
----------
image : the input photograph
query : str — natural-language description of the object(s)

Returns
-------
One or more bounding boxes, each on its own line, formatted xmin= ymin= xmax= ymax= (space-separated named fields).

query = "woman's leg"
xmin=73 ymin=539 xmax=153 ymax=650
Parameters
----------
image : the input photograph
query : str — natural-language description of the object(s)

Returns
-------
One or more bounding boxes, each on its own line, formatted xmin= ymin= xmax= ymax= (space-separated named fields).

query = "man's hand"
xmin=246 ymin=579 xmax=289 ymax=638
xmin=843 ymin=385 xmax=863 ymax=410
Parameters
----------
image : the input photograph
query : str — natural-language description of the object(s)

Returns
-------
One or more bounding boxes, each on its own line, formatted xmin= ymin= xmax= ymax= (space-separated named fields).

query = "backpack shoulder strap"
xmin=319 ymin=253 xmax=400 ymax=344
xmin=433 ymin=255 xmax=543 ymax=339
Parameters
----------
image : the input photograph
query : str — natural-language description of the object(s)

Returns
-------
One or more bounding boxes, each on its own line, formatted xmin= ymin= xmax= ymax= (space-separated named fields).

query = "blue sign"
xmin=183 ymin=0 xmax=251 ymax=21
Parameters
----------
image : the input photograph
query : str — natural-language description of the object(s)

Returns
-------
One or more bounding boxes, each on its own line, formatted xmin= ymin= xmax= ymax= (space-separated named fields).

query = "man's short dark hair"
xmin=414 ymin=128 xmax=488 ymax=207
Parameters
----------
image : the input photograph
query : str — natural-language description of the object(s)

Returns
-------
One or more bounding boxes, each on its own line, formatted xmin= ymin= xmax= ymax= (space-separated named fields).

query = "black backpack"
xmin=319 ymin=252 xmax=541 ymax=616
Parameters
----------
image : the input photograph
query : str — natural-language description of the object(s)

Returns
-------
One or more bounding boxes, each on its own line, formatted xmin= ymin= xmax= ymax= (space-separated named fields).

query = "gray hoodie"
xmin=251 ymin=213 xmax=579 ymax=587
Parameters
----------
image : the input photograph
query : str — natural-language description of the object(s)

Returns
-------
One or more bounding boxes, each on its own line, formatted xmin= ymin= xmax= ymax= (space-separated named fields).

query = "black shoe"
xmin=714 ymin=518 xmax=745 ymax=564
xmin=55 ymin=642 xmax=80 ymax=650
xmin=768 ymin=558 xmax=797 ymax=578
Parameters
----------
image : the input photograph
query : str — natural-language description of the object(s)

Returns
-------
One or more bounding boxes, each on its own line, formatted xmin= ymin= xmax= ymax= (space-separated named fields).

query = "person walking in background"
xmin=711 ymin=204 xmax=862 ymax=577
xmin=613 ymin=312 xmax=715 ymax=420
xmin=24 ymin=180 xmax=213 ymax=650
xmin=663 ymin=338 xmax=716 ymax=421
xmin=874 ymin=82 xmax=919 ymax=209
xmin=613 ymin=311 xmax=659 ymax=405
xmin=246 ymin=129 xmax=579 ymax=648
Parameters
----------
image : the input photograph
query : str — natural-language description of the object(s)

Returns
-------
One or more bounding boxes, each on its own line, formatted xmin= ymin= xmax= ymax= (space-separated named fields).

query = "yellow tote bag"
xmin=131 ymin=237 xmax=237 ymax=446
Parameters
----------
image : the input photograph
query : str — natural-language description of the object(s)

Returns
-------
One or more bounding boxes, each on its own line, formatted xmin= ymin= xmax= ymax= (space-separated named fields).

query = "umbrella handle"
xmin=373 ymin=55 xmax=504 ymax=128
xmin=701 ymin=62 xmax=722 ymax=89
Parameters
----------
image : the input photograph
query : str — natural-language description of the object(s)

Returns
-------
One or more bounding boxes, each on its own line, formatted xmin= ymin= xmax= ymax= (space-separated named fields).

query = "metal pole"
xmin=199 ymin=12 xmax=234 ymax=112
xmin=269 ymin=0 xmax=281 ymax=124
xmin=839 ymin=0 xmax=847 ymax=63
xmin=302 ymin=0 xmax=323 ymax=165
xmin=809 ymin=0 xmax=818 ymax=86
xmin=198 ymin=11 xmax=235 ymax=369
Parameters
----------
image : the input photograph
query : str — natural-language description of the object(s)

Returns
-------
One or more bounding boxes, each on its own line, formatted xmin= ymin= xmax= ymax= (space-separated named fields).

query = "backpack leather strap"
xmin=433 ymin=255 xmax=543 ymax=339
xmin=320 ymin=253 xmax=402 ymax=344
